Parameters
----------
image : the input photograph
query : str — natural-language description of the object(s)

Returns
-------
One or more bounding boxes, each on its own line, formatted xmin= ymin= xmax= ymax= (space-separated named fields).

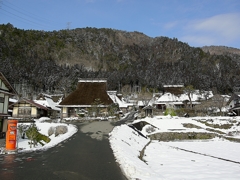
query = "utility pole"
xmin=66 ymin=22 xmax=71 ymax=30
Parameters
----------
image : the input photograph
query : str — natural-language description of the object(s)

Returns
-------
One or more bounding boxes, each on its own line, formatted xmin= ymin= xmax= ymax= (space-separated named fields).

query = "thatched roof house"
xmin=59 ymin=79 xmax=114 ymax=118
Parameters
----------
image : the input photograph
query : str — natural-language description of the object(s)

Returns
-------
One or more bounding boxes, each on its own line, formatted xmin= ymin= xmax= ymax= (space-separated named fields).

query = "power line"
xmin=0 ymin=1 xmax=63 ymax=30
xmin=3 ymin=1 xmax=58 ymax=25
xmin=0 ymin=8 xmax=52 ymax=30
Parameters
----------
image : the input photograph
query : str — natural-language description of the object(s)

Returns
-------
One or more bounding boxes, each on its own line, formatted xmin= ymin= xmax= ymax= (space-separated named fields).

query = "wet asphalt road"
xmin=0 ymin=122 xmax=127 ymax=180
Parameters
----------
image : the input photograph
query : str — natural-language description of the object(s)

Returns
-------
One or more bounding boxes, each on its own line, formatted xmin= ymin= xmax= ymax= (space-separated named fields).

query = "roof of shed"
xmin=12 ymin=98 xmax=49 ymax=110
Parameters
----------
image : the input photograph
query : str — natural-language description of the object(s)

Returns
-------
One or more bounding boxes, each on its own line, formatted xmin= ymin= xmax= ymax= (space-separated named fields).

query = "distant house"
xmin=154 ymin=85 xmax=213 ymax=110
xmin=0 ymin=72 xmax=18 ymax=137
xmin=35 ymin=93 xmax=62 ymax=118
xmin=142 ymin=105 xmax=155 ymax=117
xmin=12 ymin=98 xmax=49 ymax=119
xmin=107 ymin=91 xmax=132 ymax=113
xmin=155 ymin=92 xmax=186 ymax=110
xmin=58 ymin=79 xmax=114 ymax=118
xmin=227 ymin=92 xmax=240 ymax=116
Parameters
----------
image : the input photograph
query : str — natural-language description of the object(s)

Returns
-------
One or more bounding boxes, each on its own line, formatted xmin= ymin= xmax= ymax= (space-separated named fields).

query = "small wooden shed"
xmin=142 ymin=105 xmax=155 ymax=117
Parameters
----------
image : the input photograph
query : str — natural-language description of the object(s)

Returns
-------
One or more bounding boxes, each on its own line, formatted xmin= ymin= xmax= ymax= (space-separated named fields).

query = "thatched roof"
xmin=59 ymin=79 xmax=113 ymax=106
xmin=163 ymin=85 xmax=184 ymax=95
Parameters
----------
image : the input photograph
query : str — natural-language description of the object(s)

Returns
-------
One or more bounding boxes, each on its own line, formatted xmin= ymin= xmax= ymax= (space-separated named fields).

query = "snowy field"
xmin=109 ymin=116 xmax=240 ymax=180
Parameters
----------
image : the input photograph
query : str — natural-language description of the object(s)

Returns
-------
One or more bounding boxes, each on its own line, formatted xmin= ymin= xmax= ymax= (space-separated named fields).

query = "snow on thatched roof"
xmin=35 ymin=97 xmax=61 ymax=111
xmin=107 ymin=91 xmax=129 ymax=108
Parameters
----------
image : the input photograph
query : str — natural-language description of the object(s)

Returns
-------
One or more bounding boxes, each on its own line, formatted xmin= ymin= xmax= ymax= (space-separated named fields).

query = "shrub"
xmin=18 ymin=124 xmax=28 ymax=139
xmin=26 ymin=123 xmax=51 ymax=148
xmin=107 ymin=103 xmax=119 ymax=116
xmin=55 ymin=125 xmax=68 ymax=137
xmin=78 ymin=113 xmax=85 ymax=118
xmin=48 ymin=126 xmax=55 ymax=136
xmin=164 ymin=108 xmax=177 ymax=116
xmin=26 ymin=124 xmax=39 ymax=148
xmin=145 ymin=126 xmax=156 ymax=133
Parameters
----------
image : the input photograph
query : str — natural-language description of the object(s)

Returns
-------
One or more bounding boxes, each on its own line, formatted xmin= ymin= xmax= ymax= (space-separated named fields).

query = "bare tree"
xmin=182 ymin=85 xmax=195 ymax=109
xmin=211 ymin=94 xmax=227 ymax=115
xmin=138 ymin=86 xmax=152 ymax=106
xmin=195 ymin=94 xmax=227 ymax=116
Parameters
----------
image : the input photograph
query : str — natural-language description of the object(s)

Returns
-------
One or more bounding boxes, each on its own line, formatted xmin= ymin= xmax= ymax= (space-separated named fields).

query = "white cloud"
xmin=181 ymin=13 xmax=240 ymax=47
xmin=191 ymin=13 xmax=240 ymax=39
xmin=164 ymin=21 xmax=179 ymax=29
xmin=181 ymin=35 xmax=217 ymax=47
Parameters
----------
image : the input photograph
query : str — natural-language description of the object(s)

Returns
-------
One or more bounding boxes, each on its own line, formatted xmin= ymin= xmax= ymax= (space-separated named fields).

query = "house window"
xmin=18 ymin=107 xmax=31 ymax=116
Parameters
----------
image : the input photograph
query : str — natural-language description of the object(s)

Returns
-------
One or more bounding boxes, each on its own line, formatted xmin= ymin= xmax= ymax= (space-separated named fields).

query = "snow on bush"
xmin=55 ymin=125 xmax=68 ymax=136
xmin=48 ymin=126 xmax=55 ymax=136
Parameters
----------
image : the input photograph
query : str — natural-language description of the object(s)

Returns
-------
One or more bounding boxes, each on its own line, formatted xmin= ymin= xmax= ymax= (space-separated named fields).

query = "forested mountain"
xmin=0 ymin=23 xmax=240 ymax=96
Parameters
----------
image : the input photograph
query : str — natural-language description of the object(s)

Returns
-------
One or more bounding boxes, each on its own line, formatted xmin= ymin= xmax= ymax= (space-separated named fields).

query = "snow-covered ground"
xmin=18 ymin=122 xmax=77 ymax=153
xmin=2 ymin=115 xmax=240 ymax=179
xmin=109 ymin=116 xmax=240 ymax=180
xmin=0 ymin=117 xmax=78 ymax=154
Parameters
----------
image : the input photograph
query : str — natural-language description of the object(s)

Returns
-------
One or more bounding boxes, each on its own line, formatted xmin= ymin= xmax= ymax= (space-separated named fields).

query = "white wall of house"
xmin=12 ymin=104 xmax=38 ymax=118
xmin=62 ymin=107 xmax=68 ymax=118
xmin=0 ymin=79 xmax=8 ymax=90
xmin=31 ymin=107 xmax=37 ymax=117
xmin=0 ymin=90 xmax=10 ymax=115
xmin=12 ymin=107 xmax=18 ymax=117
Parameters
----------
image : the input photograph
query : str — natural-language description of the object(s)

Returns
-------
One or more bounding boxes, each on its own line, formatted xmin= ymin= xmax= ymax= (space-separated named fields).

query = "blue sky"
xmin=1 ymin=0 xmax=240 ymax=48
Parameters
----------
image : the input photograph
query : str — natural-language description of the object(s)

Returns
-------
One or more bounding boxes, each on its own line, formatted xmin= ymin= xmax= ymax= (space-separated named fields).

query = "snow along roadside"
xmin=109 ymin=124 xmax=164 ymax=180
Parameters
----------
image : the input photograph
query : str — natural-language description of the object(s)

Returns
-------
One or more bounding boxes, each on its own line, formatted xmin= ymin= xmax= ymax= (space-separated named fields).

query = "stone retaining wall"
xmin=148 ymin=132 xmax=217 ymax=141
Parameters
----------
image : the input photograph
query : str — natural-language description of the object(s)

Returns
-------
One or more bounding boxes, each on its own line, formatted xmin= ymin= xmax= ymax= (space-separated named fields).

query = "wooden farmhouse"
xmin=58 ymin=79 xmax=114 ymax=118
xmin=0 ymin=72 xmax=18 ymax=137
xmin=12 ymin=98 xmax=49 ymax=119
